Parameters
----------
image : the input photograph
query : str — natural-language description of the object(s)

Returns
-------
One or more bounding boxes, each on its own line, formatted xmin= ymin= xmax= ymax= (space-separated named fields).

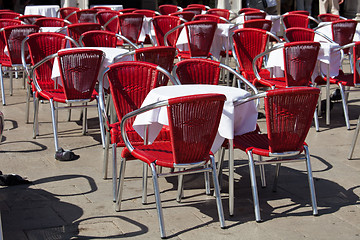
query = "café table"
xmin=24 ymin=5 xmax=60 ymax=18
xmin=132 ymin=84 xmax=258 ymax=216
xmin=235 ymin=14 xmax=281 ymax=35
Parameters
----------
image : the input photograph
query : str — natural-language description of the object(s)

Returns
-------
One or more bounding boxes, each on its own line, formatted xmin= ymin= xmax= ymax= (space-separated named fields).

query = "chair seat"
xmin=234 ymin=131 xmax=305 ymax=157
xmin=123 ymin=141 xmax=211 ymax=168
xmin=241 ymin=69 xmax=270 ymax=87
xmin=38 ymin=88 xmax=98 ymax=103
xmin=110 ymin=122 xmax=170 ymax=147
xmin=329 ymin=72 xmax=355 ymax=86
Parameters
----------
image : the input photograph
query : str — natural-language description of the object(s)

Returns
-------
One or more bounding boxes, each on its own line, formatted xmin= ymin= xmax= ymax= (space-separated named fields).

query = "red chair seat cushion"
xmin=233 ymin=132 xmax=271 ymax=156
xmin=38 ymin=89 xmax=97 ymax=103
xmin=124 ymin=142 xmax=211 ymax=168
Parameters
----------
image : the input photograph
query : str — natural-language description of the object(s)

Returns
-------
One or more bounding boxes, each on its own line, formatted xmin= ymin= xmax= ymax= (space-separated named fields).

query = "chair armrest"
xmin=115 ymin=33 xmax=139 ymax=50
xmin=163 ymin=23 xmax=185 ymax=47
xmin=120 ymin=99 xmax=169 ymax=153
xmin=29 ymin=52 xmax=58 ymax=93
xmin=252 ymin=42 xmax=285 ymax=81
xmin=103 ymin=15 xmax=118 ymax=30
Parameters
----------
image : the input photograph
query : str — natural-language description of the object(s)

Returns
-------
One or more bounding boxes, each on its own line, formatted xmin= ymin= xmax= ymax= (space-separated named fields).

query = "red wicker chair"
xmin=0 ymin=25 xmax=39 ymax=106
xmin=231 ymin=87 xmax=320 ymax=222
xmin=158 ymin=4 xmax=181 ymax=15
xmin=151 ymin=15 xmax=184 ymax=46
xmin=30 ymin=48 xmax=104 ymax=152
xmin=99 ymin=61 xmax=175 ymax=200
xmin=116 ymin=93 xmax=226 ymax=238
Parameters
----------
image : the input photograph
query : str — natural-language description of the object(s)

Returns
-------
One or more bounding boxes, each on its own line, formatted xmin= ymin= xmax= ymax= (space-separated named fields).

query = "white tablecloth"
xmin=266 ymin=42 xmax=341 ymax=80
xmin=315 ymin=22 xmax=360 ymax=42
xmin=176 ymin=23 xmax=234 ymax=60
xmin=24 ymin=5 xmax=60 ymax=18
xmin=51 ymin=47 xmax=131 ymax=89
xmin=90 ymin=5 xmax=123 ymax=11
xmin=133 ymin=84 xmax=258 ymax=153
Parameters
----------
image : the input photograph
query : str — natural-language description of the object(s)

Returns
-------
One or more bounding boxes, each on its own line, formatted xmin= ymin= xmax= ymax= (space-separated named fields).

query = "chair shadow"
xmin=0 ymin=140 xmax=47 ymax=153
xmin=1 ymin=174 xmax=148 ymax=239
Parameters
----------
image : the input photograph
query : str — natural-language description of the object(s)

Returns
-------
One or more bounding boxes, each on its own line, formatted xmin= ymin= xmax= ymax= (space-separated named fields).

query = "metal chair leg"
xmin=314 ymin=108 xmax=319 ymax=132
xmin=228 ymin=139 xmax=234 ymax=216
xmin=25 ymin=83 xmax=31 ymax=123
xmin=338 ymin=84 xmax=350 ymax=130
xmin=33 ymin=95 xmax=39 ymax=138
xmin=142 ymin=162 xmax=148 ymax=204
xmin=9 ymin=70 xmax=13 ymax=96
xmin=0 ymin=65 xmax=6 ymax=106
xmin=103 ymin=131 xmax=110 ymax=179
xmin=176 ymin=168 xmax=184 ymax=203
xmin=50 ymin=99 xmax=59 ymax=152
xmin=304 ymin=145 xmax=318 ymax=216
xmin=348 ymin=115 xmax=360 ymax=160
xmin=272 ymin=163 xmax=281 ymax=192
xmin=259 ymin=163 xmax=266 ymax=188
xmin=115 ymin=155 xmax=127 ymax=211
xmin=204 ymin=164 xmax=211 ymax=195
xmin=112 ymin=143 xmax=117 ymax=202
xmin=248 ymin=150 xmax=262 ymax=222
xmin=210 ymin=155 xmax=226 ymax=229
xmin=96 ymin=97 xmax=106 ymax=148
xmin=82 ymin=103 xmax=88 ymax=135
xmin=150 ymin=163 xmax=166 ymax=239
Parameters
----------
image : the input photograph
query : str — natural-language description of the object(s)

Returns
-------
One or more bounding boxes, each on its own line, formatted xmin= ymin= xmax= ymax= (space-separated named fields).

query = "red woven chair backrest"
xmin=283 ymin=41 xmax=320 ymax=86
xmin=0 ymin=12 xmax=21 ymax=19
xmin=244 ymin=11 xmax=266 ymax=21
xmin=187 ymin=4 xmax=207 ymax=10
xmin=285 ymin=27 xmax=315 ymax=42
xmin=331 ymin=19 xmax=357 ymax=52
xmin=27 ymin=32 xmax=67 ymax=90
xmin=174 ymin=58 xmax=221 ymax=85
xmin=118 ymin=8 xmax=137 ymax=14
xmin=243 ymin=19 xmax=272 ymax=31
xmin=288 ymin=10 xmax=310 ymax=16
xmin=185 ymin=20 xmax=217 ymax=58
xmin=318 ymin=13 xmax=340 ymax=22
xmin=18 ymin=15 xmax=44 ymax=24
xmin=153 ymin=15 xmax=183 ymax=46
xmin=133 ymin=9 xmax=157 ymax=17
xmin=352 ymin=42 xmax=360 ymax=85
xmin=167 ymin=94 xmax=225 ymax=164
xmin=3 ymin=25 xmax=39 ymax=65
xmin=170 ymin=12 xmax=195 ymax=22
xmin=76 ymin=9 xmax=97 ymax=23
xmin=232 ymin=28 xmax=269 ymax=74
xmin=92 ymin=6 xmax=112 ymax=11
xmin=239 ymin=8 xmax=261 ymax=14
xmin=283 ymin=14 xmax=309 ymax=29
xmin=106 ymin=61 xmax=163 ymax=130
xmin=193 ymin=14 xmax=227 ymax=23
xmin=67 ymin=23 xmax=102 ymax=47
xmin=0 ymin=20 xmax=22 ymax=64
xmin=134 ymin=46 xmax=176 ymax=86
xmin=34 ymin=17 xmax=66 ymax=27
xmin=118 ymin=13 xmax=144 ymax=44
xmin=182 ymin=7 xmax=203 ymax=16
xmin=96 ymin=10 xmax=119 ymax=32
xmin=81 ymin=30 xmax=116 ymax=47
xmin=159 ymin=4 xmax=179 ymax=15
xmin=57 ymin=48 xmax=103 ymax=100
xmin=59 ymin=7 xmax=79 ymax=24
xmin=207 ymin=8 xmax=230 ymax=20
xmin=265 ymin=87 xmax=320 ymax=153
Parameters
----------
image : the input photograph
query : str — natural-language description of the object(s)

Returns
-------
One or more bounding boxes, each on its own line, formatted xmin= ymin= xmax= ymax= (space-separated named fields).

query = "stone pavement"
xmin=0 ymin=76 xmax=359 ymax=240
